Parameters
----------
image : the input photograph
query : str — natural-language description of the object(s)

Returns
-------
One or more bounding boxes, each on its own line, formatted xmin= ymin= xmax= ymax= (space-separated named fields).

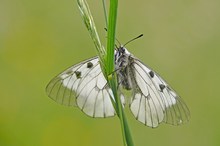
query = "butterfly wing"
xmin=130 ymin=58 xmax=190 ymax=127
xmin=46 ymin=57 xmax=116 ymax=118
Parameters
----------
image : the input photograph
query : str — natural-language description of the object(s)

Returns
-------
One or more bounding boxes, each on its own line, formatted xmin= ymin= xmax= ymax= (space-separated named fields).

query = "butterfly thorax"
xmin=115 ymin=46 xmax=134 ymax=90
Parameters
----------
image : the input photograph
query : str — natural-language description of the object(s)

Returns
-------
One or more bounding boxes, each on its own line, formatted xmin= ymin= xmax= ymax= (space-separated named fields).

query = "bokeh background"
xmin=1 ymin=0 xmax=220 ymax=146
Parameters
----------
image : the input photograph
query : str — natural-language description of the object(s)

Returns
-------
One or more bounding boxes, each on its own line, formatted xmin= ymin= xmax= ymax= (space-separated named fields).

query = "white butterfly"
xmin=46 ymin=46 xmax=190 ymax=128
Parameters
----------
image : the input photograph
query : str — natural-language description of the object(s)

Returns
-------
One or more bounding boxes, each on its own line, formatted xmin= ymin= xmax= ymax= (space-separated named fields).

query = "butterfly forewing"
xmin=46 ymin=57 xmax=116 ymax=118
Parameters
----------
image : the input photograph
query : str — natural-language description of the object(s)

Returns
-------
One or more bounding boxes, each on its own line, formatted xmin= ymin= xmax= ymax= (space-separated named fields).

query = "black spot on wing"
xmin=87 ymin=62 xmax=93 ymax=68
xmin=159 ymin=84 xmax=166 ymax=91
xmin=149 ymin=71 xmax=154 ymax=78
xmin=75 ymin=71 xmax=81 ymax=79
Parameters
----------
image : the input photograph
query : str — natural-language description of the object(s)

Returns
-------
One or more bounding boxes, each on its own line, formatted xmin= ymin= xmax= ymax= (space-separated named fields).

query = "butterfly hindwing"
xmin=46 ymin=57 xmax=116 ymax=118
xmin=130 ymin=58 xmax=190 ymax=127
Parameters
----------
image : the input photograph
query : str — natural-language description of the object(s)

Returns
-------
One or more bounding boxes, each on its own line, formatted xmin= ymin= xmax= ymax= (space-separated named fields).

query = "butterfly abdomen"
xmin=117 ymin=66 xmax=133 ymax=90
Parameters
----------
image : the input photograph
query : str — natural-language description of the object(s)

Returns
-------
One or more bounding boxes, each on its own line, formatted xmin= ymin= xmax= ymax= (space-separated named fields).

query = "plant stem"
xmin=106 ymin=0 xmax=134 ymax=146
xmin=102 ymin=0 xmax=108 ymax=27
xmin=106 ymin=0 xmax=117 ymax=73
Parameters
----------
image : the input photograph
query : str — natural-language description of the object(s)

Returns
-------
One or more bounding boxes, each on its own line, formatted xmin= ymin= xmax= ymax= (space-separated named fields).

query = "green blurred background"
xmin=1 ymin=0 xmax=220 ymax=146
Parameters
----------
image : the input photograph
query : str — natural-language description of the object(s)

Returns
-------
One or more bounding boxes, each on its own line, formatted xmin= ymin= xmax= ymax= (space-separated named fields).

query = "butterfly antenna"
xmin=123 ymin=34 xmax=143 ymax=47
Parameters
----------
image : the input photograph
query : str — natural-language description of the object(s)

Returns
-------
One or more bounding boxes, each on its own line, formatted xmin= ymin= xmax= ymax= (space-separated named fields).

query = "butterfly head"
xmin=115 ymin=46 xmax=131 ymax=60
xmin=118 ymin=45 xmax=130 ymax=55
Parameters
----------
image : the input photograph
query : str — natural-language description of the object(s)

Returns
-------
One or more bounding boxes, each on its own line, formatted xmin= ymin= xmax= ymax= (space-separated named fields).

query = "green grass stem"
xmin=102 ymin=0 xmax=108 ymax=28
xmin=106 ymin=1 xmax=134 ymax=146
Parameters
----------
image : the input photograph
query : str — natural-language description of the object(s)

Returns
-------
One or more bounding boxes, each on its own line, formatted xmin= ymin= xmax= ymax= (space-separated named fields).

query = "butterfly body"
xmin=115 ymin=46 xmax=134 ymax=90
xmin=46 ymin=46 xmax=190 ymax=127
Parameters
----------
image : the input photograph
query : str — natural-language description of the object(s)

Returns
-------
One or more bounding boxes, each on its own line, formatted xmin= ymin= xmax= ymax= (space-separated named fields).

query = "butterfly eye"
xmin=120 ymin=47 xmax=125 ymax=53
